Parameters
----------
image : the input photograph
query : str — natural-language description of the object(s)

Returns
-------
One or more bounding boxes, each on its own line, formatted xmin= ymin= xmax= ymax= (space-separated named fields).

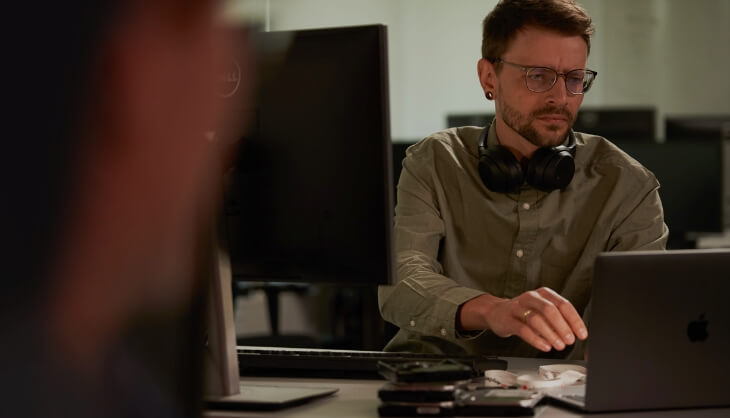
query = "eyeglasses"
xmin=493 ymin=58 xmax=597 ymax=95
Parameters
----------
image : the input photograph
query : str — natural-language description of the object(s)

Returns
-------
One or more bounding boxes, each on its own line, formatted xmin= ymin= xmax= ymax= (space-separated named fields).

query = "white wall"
xmin=582 ymin=0 xmax=730 ymax=139
xmin=396 ymin=0 xmax=498 ymax=141
xmin=225 ymin=0 xmax=730 ymax=141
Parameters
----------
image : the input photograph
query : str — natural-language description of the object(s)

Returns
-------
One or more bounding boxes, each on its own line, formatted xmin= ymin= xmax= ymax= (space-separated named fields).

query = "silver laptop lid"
xmin=586 ymin=249 xmax=730 ymax=412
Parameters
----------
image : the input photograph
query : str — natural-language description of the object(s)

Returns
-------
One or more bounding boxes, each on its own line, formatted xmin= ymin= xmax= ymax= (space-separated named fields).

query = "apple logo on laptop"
xmin=687 ymin=313 xmax=708 ymax=342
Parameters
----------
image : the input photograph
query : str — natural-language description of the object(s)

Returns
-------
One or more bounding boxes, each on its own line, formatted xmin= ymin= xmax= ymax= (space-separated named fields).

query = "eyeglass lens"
xmin=526 ymin=68 xmax=593 ymax=94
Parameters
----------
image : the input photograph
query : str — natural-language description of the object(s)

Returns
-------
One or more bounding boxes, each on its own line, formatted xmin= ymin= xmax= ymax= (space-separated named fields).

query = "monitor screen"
xmin=223 ymin=25 xmax=393 ymax=285
xmin=574 ymin=107 xmax=655 ymax=141
xmin=665 ymin=115 xmax=730 ymax=140
xmin=613 ymin=139 xmax=724 ymax=247
xmin=446 ymin=113 xmax=495 ymax=128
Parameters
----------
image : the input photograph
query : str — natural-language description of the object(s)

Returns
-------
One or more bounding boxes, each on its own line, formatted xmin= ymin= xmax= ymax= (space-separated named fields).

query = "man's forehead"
xmin=502 ymin=25 xmax=588 ymax=67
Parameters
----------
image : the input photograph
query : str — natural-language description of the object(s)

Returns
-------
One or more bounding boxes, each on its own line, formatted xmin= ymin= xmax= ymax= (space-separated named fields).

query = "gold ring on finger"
xmin=522 ymin=309 xmax=532 ymax=321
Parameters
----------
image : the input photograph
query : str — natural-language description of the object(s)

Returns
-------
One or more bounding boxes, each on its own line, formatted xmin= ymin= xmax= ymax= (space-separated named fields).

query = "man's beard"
xmin=499 ymin=96 xmax=575 ymax=148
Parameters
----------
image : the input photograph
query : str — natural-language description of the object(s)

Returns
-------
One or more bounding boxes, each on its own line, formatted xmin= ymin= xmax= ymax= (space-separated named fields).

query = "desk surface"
xmin=204 ymin=357 xmax=729 ymax=418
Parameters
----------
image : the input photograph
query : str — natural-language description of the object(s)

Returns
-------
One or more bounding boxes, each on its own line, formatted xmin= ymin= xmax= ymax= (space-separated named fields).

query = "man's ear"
xmin=477 ymin=58 xmax=497 ymax=99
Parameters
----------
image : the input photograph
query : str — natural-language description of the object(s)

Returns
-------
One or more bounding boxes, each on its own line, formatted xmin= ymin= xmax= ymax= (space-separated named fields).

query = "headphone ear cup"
xmin=526 ymin=147 xmax=575 ymax=192
xmin=479 ymin=146 xmax=524 ymax=194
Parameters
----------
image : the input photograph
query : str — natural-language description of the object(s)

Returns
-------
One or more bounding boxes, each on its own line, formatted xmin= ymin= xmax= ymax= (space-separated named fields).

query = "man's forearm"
xmin=456 ymin=293 xmax=505 ymax=331
xmin=455 ymin=287 xmax=588 ymax=353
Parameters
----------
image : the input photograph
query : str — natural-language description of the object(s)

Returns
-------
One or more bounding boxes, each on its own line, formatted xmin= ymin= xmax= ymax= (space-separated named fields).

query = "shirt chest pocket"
xmin=538 ymin=246 xmax=578 ymax=292
xmin=538 ymin=259 xmax=573 ymax=291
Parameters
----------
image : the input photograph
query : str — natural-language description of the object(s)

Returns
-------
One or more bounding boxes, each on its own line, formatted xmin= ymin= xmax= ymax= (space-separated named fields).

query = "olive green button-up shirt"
xmin=378 ymin=124 xmax=668 ymax=358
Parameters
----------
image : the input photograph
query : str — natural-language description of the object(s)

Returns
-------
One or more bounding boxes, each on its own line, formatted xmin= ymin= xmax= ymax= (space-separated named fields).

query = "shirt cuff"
xmin=454 ymin=292 xmax=487 ymax=340
xmin=434 ymin=287 xmax=486 ymax=340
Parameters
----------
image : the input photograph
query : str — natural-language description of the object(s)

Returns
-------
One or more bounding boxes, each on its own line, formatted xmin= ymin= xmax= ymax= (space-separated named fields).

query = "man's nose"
xmin=546 ymin=75 xmax=569 ymax=106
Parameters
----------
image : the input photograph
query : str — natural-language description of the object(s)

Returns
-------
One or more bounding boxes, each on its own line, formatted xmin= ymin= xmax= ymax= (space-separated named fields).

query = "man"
xmin=1 ymin=1 xmax=251 ymax=417
xmin=379 ymin=0 xmax=667 ymax=358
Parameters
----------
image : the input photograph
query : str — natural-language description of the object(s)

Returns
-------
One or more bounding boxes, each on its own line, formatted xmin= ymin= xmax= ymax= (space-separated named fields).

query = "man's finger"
xmin=508 ymin=318 xmax=551 ymax=352
xmin=538 ymin=287 xmax=588 ymax=340
xmin=524 ymin=311 xmax=568 ymax=351
xmin=518 ymin=291 xmax=575 ymax=345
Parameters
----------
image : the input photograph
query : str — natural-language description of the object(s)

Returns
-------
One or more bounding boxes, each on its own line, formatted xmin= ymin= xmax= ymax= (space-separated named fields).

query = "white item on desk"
xmin=484 ymin=364 xmax=586 ymax=390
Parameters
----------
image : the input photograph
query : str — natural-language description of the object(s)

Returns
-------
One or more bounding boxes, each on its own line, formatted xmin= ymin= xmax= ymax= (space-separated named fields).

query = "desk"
xmin=205 ymin=357 xmax=729 ymax=418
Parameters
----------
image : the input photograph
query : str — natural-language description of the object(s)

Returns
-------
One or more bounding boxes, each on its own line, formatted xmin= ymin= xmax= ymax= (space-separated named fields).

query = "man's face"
xmin=493 ymin=26 xmax=587 ymax=148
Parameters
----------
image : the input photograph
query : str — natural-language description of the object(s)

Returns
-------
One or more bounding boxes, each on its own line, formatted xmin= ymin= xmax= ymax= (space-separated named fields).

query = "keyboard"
xmin=237 ymin=346 xmax=508 ymax=379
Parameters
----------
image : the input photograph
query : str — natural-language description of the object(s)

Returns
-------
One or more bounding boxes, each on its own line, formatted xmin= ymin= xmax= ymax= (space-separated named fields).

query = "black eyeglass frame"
xmin=492 ymin=58 xmax=598 ymax=95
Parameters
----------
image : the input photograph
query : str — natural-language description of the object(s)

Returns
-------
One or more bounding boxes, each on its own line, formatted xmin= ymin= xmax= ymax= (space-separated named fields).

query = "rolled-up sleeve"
xmin=378 ymin=143 xmax=484 ymax=340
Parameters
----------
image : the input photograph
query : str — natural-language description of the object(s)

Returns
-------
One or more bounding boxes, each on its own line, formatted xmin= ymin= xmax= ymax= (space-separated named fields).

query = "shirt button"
xmin=440 ymin=328 xmax=447 ymax=336
xmin=522 ymin=202 xmax=531 ymax=210
xmin=516 ymin=249 xmax=524 ymax=258
xmin=409 ymin=320 xmax=416 ymax=327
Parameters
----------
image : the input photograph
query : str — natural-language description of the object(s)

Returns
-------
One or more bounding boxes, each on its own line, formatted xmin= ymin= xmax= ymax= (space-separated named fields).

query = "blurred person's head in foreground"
xmin=2 ymin=0 xmax=252 ymax=415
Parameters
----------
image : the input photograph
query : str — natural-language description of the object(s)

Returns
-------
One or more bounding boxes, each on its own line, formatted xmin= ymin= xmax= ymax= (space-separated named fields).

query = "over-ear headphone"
xmin=478 ymin=125 xmax=577 ymax=194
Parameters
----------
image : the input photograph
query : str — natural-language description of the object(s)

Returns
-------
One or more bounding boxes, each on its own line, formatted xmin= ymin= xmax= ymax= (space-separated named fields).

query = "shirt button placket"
xmin=507 ymin=191 xmax=539 ymax=297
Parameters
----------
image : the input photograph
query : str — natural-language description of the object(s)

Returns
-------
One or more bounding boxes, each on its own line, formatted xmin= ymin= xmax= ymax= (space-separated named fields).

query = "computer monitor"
xmin=724 ymin=136 xmax=730 ymax=230
xmin=446 ymin=113 xmax=495 ymax=128
xmin=574 ymin=107 xmax=655 ymax=140
xmin=612 ymin=139 xmax=724 ymax=248
xmin=222 ymin=25 xmax=393 ymax=285
xmin=665 ymin=115 xmax=730 ymax=140
xmin=204 ymin=231 xmax=240 ymax=398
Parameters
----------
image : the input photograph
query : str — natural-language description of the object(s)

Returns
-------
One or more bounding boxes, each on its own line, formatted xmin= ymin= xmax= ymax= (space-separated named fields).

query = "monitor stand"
xmin=202 ymin=225 xmax=338 ymax=410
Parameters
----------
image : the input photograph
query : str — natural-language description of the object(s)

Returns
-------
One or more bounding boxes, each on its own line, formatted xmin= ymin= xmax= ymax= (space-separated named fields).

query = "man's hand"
xmin=457 ymin=287 xmax=588 ymax=352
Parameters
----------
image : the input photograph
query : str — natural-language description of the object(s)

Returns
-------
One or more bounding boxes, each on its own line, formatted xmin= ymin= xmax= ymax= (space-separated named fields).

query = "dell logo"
xmin=219 ymin=58 xmax=241 ymax=99
xmin=687 ymin=313 xmax=709 ymax=342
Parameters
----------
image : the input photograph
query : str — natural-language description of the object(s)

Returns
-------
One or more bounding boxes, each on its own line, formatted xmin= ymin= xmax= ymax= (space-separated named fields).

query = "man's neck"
xmin=494 ymin=115 xmax=540 ymax=161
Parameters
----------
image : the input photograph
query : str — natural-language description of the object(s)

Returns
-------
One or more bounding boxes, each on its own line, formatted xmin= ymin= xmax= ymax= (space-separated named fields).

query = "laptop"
xmin=546 ymin=249 xmax=730 ymax=412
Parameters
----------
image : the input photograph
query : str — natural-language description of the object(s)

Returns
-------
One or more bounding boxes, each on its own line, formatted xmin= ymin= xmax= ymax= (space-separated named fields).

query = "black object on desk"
xmin=377 ymin=359 xmax=474 ymax=383
xmin=376 ymin=372 xmax=542 ymax=417
xmin=378 ymin=381 xmax=462 ymax=403
xmin=378 ymin=401 xmax=455 ymax=417
xmin=455 ymin=388 xmax=543 ymax=416
xmin=237 ymin=346 xmax=507 ymax=379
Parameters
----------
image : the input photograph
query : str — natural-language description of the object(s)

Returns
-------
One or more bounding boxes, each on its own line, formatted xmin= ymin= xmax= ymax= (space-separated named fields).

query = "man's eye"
xmin=568 ymin=71 xmax=586 ymax=81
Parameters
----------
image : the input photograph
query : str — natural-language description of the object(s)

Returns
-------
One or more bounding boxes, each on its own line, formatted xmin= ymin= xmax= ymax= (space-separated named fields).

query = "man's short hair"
xmin=481 ymin=0 xmax=594 ymax=61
